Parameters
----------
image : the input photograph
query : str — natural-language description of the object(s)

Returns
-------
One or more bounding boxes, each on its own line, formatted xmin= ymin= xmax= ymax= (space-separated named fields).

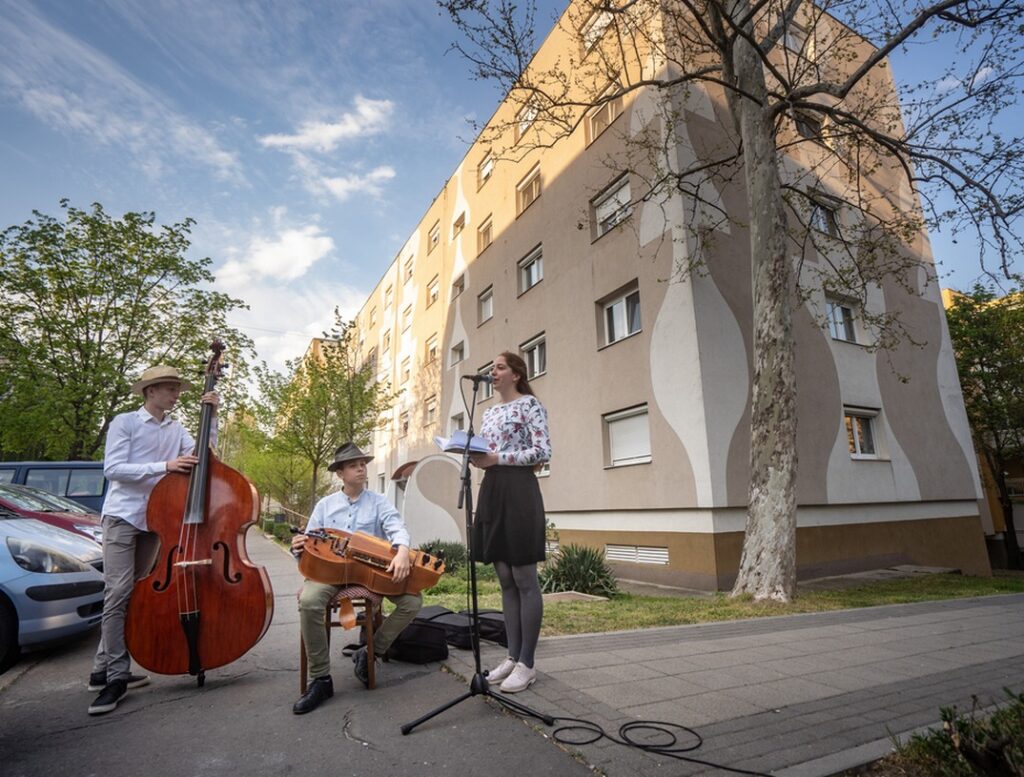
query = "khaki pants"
xmin=91 ymin=516 xmax=160 ymax=682
xmin=298 ymin=581 xmax=422 ymax=680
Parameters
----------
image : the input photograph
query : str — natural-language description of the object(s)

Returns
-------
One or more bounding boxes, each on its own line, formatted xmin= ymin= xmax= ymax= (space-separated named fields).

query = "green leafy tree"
xmin=946 ymin=285 xmax=1024 ymax=569
xmin=253 ymin=310 xmax=399 ymax=514
xmin=0 ymin=200 xmax=253 ymax=460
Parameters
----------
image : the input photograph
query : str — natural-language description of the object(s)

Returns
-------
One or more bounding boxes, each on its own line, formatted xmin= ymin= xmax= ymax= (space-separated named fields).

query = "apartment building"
xmin=348 ymin=1 xmax=989 ymax=589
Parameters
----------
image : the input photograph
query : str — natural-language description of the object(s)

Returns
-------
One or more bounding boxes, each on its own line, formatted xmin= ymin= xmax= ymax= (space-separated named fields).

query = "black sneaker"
xmin=87 ymin=679 xmax=128 ymax=715
xmin=292 ymin=675 xmax=334 ymax=715
xmin=352 ymin=646 xmax=376 ymax=688
xmin=87 ymin=672 xmax=151 ymax=691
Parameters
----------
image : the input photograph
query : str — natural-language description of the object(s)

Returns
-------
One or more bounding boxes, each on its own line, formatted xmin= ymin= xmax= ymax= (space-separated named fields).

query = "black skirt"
xmin=471 ymin=465 xmax=546 ymax=566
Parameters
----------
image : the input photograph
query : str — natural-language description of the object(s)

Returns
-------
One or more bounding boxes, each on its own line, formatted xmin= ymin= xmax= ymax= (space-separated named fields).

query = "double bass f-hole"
xmin=212 ymin=541 xmax=242 ymax=583
xmin=153 ymin=545 xmax=182 ymax=592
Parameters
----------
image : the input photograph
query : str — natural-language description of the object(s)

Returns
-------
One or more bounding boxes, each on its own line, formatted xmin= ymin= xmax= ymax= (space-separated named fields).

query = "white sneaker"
xmin=499 ymin=662 xmax=536 ymax=693
xmin=487 ymin=656 xmax=517 ymax=684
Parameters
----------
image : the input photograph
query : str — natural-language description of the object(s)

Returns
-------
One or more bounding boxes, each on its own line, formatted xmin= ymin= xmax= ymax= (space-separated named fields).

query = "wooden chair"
xmin=299 ymin=588 xmax=384 ymax=692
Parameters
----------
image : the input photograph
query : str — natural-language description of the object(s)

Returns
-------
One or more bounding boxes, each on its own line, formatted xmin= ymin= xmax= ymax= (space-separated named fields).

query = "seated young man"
xmin=290 ymin=442 xmax=422 ymax=714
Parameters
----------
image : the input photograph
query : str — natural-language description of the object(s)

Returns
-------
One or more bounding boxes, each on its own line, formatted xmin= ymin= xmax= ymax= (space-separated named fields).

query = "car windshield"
xmin=0 ymin=485 xmax=62 ymax=512
xmin=18 ymin=485 xmax=94 ymax=514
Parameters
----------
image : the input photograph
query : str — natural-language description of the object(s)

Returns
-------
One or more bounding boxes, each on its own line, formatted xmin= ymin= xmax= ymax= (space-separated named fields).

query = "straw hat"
xmin=327 ymin=442 xmax=374 ymax=471
xmin=131 ymin=365 xmax=194 ymax=395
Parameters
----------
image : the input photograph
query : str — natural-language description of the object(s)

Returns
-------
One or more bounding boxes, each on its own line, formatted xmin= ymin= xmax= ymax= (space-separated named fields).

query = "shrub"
xmin=894 ymin=690 xmax=1024 ymax=776
xmin=272 ymin=523 xmax=294 ymax=543
xmin=418 ymin=539 xmax=468 ymax=576
xmin=539 ymin=544 xmax=619 ymax=598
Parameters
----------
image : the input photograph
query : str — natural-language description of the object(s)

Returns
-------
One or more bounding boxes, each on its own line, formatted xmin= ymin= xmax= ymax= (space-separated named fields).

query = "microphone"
xmin=461 ymin=374 xmax=493 ymax=385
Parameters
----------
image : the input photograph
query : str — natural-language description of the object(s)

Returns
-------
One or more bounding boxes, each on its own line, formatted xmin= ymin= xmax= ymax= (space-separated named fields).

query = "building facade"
xmin=348 ymin=1 xmax=989 ymax=589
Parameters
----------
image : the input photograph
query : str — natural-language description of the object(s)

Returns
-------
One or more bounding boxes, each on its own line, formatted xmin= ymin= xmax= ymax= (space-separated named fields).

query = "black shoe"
xmin=292 ymin=675 xmax=333 ymax=715
xmin=352 ymin=646 xmax=376 ymax=688
xmin=87 ymin=672 xmax=151 ymax=692
xmin=87 ymin=679 xmax=128 ymax=715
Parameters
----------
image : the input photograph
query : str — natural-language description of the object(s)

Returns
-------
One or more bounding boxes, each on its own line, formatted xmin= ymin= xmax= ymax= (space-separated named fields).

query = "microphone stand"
xmin=401 ymin=377 xmax=553 ymax=735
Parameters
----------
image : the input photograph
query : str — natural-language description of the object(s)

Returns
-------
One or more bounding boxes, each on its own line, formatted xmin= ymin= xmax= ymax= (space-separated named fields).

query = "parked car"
xmin=0 ymin=516 xmax=105 ymax=672
xmin=0 ymin=484 xmax=103 ymax=544
xmin=0 ymin=461 xmax=107 ymax=512
xmin=15 ymin=484 xmax=99 ymax=516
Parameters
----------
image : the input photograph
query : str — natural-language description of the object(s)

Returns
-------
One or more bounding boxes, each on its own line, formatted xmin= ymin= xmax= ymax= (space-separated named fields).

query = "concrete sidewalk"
xmin=3 ymin=531 xmax=1022 ymax=777
xmin=453 ymin=590 xmax=1024 ymax=776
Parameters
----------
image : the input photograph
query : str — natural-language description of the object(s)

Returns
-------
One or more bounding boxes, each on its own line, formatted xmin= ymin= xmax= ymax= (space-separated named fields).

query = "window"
xmin=425 ymin=396 xmax=438 ymax=426
xmin=587 ymin=91 xmax=623 ymax=143
xmin=25 ymin=468 xmax=70 ymax=496
xmin=518 ymin=245 xmax=543 ymax=294
xmin=453 ymin=212 xmax=465 ymax=237
xmin=581 ymin=9 xmax=614 ymax=51
xmin=477 ymin=215 xmax=494 ymax=254
xmin=452 ymin=274 xmax=465 ymax=299
xmin=404 ymin=256 xmax=414 ymax=283
xmin=428 ymin=222 xmax=440 ymax=253
xmin=427 ymin=275 xmax=440 ymax=307
xmin=399 ymin=411 xmax=410 ymax=438
xmin=794 ymin=112 xmax=823 ymax=141
xmin=515 ymin=100 xmax=538 ymax=142
xmin=478 ymin=152 xmax=495 ymax=188
xmin=425 ymin=333 xmax=438 ymax=363
xmin=593 ymin=175 xmax=631 ymax=236
xmin=382 ymin=329 xmax=391 ymax=354
xmin=603 ymin=286 xmax=642 ymax=345
xmin=402 ymin=305 xmax=412 ymax=332
xmin=384 ymin=285 xmax=393 ymax=310
xmin=844 ymin=408 xmax=878 ymax=458
xmin=604 ymin=405 xmax=652 ymax=466
xmin=450 ymin=413 xmax=465 ymax=433
xmin=521 ymin=333 xmax=546 ymax=379
xmin=365 ymin=347 xmax=377 ymax=375
xmin=67 ymin=469 xmax=106 ymax=497
xmin=369 ymin=306 xmax=377 ymax=327
xmin=450 ymin=341 xmax=465 ymax=367
xmin=478 ymin=362 xmax=494 ymax=399
xmin=517 ymin=165 xmax=541 ymax=214
xmin=378 ymin=474 xmax=386 ymax=492
xmin=826 ymin=298 xmax=856 ymax=342
xmin=478 ymin=286 xmax=493 ymax=324
xmin=810 ymin=201 xmax=840 ymax=237
xmin=784 ymin=21 xmax=808 ymax=54
xmin=401 ymin=357 xmax=411 ymax=384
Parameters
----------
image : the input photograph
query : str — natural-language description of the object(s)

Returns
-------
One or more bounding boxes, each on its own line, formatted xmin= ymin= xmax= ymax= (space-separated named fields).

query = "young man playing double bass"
xmin=290 ymin=442 xmax=422 ymax=714
xmin=87 ymin=365 xmax=218 ymax=716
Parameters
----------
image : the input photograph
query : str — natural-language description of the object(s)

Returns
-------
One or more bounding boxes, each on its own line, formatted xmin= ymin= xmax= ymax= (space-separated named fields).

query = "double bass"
xmin=126 ymin=341 xmax=274 ymax=686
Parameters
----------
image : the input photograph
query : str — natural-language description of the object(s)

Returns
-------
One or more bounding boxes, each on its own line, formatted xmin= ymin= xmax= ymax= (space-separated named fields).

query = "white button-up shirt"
xmin=306 ymin=488 xmax=411 ymax=548
xmin=101 ymin=406 xmax=215 ymax=531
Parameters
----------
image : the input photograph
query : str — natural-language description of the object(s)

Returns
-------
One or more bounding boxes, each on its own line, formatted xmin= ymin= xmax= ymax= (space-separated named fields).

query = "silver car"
xmin=0 ymin=517 xmax=104 ymax=671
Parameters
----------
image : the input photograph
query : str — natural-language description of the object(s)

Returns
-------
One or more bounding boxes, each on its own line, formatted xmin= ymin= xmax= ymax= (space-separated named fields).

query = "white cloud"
xmin=259 ymin=95 xmax=394 ymax=152
xmin=0 ymin=3 xmax=243 ymax=182
xmin=218 ymin=224 xmax=335 ymax=286
xmin=321 ymin=166 xmax=397 ymax=201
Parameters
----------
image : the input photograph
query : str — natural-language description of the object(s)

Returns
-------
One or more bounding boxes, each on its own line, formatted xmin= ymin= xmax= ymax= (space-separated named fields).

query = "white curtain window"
xmin=522 ymin=336 xmax=546 ymax=378
xmin=478 ymin=363 xmax=494 ymax=399
xmin=606 ymin=406 xmax=651 ymax=466
xmin=518 ymin=247 xmax=543 ymax=293
xmin=478 ymin=287 xmax=493 ymax=322
xmin=479 ymin=153 xmax=494 ymax=185
xmin=594 ymin=177 xmax=631 ymax=235
xmin=605 ymin=289 xmax=641 ymax=343
xmin=826 ymin=299 xmax=856 ymax=342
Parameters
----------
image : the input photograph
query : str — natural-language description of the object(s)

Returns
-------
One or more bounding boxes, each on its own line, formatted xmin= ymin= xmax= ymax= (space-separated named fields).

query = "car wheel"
xmin=0 ymin=598 xmax=19 ymax=673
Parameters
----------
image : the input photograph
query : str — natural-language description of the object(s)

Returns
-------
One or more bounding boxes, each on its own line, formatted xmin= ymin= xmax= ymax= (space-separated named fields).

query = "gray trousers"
xmin=298 ymin=581 xmax=422 ymax=680
xmin=91 ymin=516 xmax=160 ymax=681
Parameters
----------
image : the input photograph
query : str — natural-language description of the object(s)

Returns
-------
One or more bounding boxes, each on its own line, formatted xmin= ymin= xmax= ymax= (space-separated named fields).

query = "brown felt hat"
xmin=327 ymin=442 xmax=374 ymax=471
xmin=131 ymin=365 xmax=194 ymax=395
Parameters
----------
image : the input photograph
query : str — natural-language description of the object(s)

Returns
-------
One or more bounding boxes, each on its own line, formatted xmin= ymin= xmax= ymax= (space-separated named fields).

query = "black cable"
xmin=541 ymin=714 xmax=772 ymax=776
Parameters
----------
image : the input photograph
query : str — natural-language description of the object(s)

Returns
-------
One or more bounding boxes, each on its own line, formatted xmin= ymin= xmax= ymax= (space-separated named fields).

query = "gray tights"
xmin=493 ymin=561 xmax=543 ymax=668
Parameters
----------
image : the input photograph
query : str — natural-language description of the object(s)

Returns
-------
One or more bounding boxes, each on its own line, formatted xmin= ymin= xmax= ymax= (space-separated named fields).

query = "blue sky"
xmin=0 ymin=1 xmax=1017 ymax=372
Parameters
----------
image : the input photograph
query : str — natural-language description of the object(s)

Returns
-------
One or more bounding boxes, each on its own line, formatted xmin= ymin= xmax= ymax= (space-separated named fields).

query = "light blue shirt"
xmin=306 ymin=488 xmax=411 ymax=548
xmin=101 ymin=406 xmax=216 ymax=531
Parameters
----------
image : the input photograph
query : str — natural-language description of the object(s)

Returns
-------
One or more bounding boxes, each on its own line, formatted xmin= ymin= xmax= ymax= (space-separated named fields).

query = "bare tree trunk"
xmin=310 ymin=463 xmax=319 ymax=516
xmin=727 ymin=23 xmax=799 ymax=601
xmin=995 ymin=470 xmax=1022 ymax=570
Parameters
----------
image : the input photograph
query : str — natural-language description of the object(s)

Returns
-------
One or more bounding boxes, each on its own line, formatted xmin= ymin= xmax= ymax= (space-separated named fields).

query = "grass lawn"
xmin=421 ymin=568 xmax=1024 ymax=637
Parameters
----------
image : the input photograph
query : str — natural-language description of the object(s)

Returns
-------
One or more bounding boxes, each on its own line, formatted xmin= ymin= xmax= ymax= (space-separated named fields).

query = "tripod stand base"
xmin=401 ymin=672 xmax=554 ymax=735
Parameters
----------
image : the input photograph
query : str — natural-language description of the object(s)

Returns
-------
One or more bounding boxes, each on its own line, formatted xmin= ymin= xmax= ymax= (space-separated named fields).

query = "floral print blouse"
xmin=480 ymin=394 xmax=552 ymax=467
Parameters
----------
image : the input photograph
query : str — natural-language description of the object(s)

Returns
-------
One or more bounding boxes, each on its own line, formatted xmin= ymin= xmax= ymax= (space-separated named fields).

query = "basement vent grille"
xmin=604 ymin=544 xmax=669 ymax=565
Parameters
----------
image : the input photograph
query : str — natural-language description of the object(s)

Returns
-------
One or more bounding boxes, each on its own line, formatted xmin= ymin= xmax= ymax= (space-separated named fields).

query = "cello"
xmin=125 ymin=341 xmax=274 ymax=686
